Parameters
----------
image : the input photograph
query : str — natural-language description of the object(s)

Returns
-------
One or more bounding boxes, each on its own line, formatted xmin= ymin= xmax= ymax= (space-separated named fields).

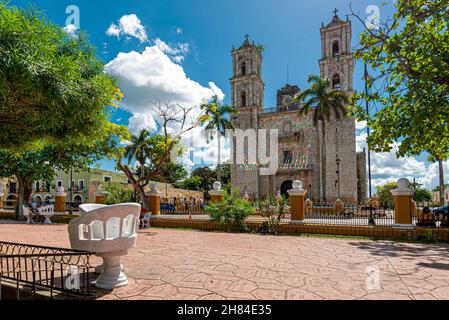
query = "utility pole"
xmin=364 ymin=63 xmax=373 ymax=198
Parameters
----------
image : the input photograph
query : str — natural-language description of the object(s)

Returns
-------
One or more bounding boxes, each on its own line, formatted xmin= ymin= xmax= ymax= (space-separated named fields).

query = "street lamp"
xmin=308 ymin=184 xmax=312 ymax=200
xmin=336 ymin=158 xmax=341 ymax=199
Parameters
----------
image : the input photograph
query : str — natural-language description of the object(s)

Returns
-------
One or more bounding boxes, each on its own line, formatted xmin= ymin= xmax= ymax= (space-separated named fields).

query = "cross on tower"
xmin=333 ymin=8 xmax=339 ymax=16
xmin=244 ymin=34 xmax=250 ymax=41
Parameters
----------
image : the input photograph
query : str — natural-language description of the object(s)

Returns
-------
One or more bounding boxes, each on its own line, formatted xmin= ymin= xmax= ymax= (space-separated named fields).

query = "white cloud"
xmin=127 ymin=113 xmax=157 ymax=134
xmin=356 ymin=131 xmax=449 ymax=191
xmin=106 ymin=24 xmax=121 ymax=37
xmin=105 ymin=44 xmax=226 ymax=169
xmin=106 ymin=14 xmax=148 ymax=43
xmin=153 ymin=38 xmax=190 ymax=64
xmin=356 ymin=120 xmax=367 ymax=130
xmin=64 ymin=24 xmax=78 ymax=36
xmin=175 ymin=27 xmax=183 ymax=35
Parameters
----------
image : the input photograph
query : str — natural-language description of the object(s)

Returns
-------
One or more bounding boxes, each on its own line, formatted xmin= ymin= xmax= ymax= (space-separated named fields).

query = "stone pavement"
xmin=0 ymin=223 xmax=449 ymax=300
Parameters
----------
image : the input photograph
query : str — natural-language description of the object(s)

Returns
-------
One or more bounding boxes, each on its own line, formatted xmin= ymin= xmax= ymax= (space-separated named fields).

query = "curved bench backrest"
xmin=68 ymin=203 xmax=141 ymax=252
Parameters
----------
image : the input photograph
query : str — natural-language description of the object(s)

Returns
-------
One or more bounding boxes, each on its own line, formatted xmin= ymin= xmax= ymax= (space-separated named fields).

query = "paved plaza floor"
xmin=1 ymin=223 xmax=449 ymax=300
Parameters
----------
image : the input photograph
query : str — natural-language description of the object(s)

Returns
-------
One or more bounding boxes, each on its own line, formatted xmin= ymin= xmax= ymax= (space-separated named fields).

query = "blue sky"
xmin=8 ymin=0 xmax=446 ymax=191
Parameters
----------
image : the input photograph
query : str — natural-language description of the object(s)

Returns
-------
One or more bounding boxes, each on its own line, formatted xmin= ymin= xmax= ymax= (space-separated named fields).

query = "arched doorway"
xmin=280 ymin=180 xmax=293 ymax=197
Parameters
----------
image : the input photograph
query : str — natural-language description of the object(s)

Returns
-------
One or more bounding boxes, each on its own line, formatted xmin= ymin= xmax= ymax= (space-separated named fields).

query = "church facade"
xmin=230 ymin=12 xmax=367 ymax=203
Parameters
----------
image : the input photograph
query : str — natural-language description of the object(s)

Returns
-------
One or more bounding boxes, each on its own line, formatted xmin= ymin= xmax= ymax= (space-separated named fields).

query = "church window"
xmin=332 ymin=40 xmax=340 ymax=57
xmin=241 ymin=91 xmax=247 ymax=107
xmin=282 ymin=149 xmax=293 ymax=164
xmin=241 ymin=62 xmax=247 ymax=75
xmin=332 ymin=74 xmax=341 ymax=90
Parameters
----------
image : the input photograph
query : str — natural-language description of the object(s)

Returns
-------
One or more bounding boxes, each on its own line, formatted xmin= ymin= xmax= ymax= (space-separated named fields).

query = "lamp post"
xmin=336 ymin=158 xmax=341 ymax=199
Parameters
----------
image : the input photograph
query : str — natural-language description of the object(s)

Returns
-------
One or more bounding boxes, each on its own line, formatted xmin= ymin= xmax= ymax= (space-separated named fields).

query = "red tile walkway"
xmin=1 ymin=223 xmax=448 ymax=300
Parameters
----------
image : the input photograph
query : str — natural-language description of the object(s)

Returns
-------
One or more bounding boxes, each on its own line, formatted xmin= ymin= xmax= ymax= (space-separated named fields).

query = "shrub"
xmin=204 ymin=195 xmax=254 ymax=231
xmin=103 ymin=182 xmax=138 ymax=205
xmin=256 ymin=195 xmax=290 ymax=235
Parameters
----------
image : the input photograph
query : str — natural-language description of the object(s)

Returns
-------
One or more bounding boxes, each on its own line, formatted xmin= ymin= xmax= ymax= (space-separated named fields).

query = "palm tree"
xmin=124 ymin=129 xmax=151 ymax=179
xmin=293 ymin=75 xmax=349 ymax=201
xmin=200 ymin=96 xmax=238 ymax=182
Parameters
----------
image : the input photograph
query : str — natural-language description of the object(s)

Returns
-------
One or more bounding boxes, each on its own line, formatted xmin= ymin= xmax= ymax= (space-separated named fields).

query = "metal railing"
xmin=0 ymin=242 xmax=94 ymax=300
xmin=160 ymin=202 xmax=207 ymax=215
xmin=303 ymin=203 xmax=395 ymax=226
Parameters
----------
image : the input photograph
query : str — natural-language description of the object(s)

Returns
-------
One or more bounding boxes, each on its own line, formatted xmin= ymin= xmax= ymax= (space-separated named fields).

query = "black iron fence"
xmin=0 ymin=242 xmax=94 ymax=300
xmin=303 ymin=203 xmax=395 ymax=226
xmin=160 ymin=201 xmax=207 ymax=214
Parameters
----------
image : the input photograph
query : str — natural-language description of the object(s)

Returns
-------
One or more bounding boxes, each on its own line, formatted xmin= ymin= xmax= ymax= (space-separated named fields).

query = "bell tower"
xmin=319 ymin=9 xmax=358 ymax=202
xmin=230 ymin=35 xmax=264 ymax=200
xmin=319 ymin=8 xmax=354 ymax=94
xmin=230 ymin=34 xmax=264 ymax=114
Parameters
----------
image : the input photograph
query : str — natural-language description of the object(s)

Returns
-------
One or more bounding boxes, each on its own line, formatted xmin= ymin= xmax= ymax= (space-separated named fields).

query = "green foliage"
xmin=294 ymin=75 xmax=349 ymax=127
xmin=351 ymin=0 xmax=449 ymax=161
xmin=118 ymin=132 xmax=186 ymax=207
xmin=103 ymin=182 xmax=137 ymax=205
xmin=0 ymin=1 xmax=127 ymax=151
xmin=413 ymin=187 xmax=432 ymax=203
xmin=204 ymin=195 xmax=255 ymax=231
xmin=0 ymin=138 xmax=119 ymax=218
xmin=375 ymin=182 xmax=397 ymax=208
xmin=256 ymin=195 xmax=290 ymax=235
xmin=175 ymin=175 xmax=203 ymax=191
xmin=200 ymin=96 xmax=238 ymax=182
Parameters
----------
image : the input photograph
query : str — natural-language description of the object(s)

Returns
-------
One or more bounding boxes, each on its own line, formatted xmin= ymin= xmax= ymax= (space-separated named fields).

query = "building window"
xmin=241 ymin=91 xmax=247 ymax=107
xmin=35 ymin=181 xmax=40 ymax=192
xmin=282 ymin=150 xmax=293 ymax=164
xmin=57 ymin=180 xmax=63 ymax=188
xmin=332 ymin=40 xmax=340 ymax=56
xmin=78 ymin=179 xmax=85 ymax=191
xmin=332 ymin=74 xmax=341 ymax=90
xmin=241 ymin=62 xmax=247 ymax=75
xmin=104 ymin=176 xmax=112 ymax=183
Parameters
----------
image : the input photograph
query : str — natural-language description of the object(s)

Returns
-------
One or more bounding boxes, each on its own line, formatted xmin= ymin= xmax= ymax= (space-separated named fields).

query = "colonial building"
xmin=230 ymin=11 xmax=367 ymax=203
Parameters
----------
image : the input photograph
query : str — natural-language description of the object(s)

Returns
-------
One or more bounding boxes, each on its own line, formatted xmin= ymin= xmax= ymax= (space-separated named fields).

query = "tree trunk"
xmin=217 ymin=132 xmax=222 ymax=182
xmin=321 ymin=120 xmax=327 ymax=202
xmin=318 ymin=122 xmax=323 ymax=201
xmin=438 ymin=158 xmax=445 ymax=203
xmin=136 ymin=183 xmax=149 ymax=211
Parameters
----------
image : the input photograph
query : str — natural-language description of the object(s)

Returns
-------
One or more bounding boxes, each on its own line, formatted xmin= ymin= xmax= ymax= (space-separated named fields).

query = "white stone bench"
xmin=23 ymin=205 xmax=54 ymax=224
xmin=68 ymin=203 xmax=141 ymax=290
xmin=37 ymin=205 xmax=55 ymax=224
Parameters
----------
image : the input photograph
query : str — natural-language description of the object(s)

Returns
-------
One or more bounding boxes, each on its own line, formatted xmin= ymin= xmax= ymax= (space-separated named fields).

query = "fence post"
xmin=209 ymin=181 xmax=225 ymax=203
xmin=391 ymin=178 xmax=414 ymax=228
xmin=288 ymin=180 xmax=307 ymax=224
xmin=55 ymin=187 xmax=67 ymax=214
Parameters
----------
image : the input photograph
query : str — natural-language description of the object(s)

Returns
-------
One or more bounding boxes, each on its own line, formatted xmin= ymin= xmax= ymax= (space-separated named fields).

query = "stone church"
xmin=230 ymin=11 xmax=367 ymax=203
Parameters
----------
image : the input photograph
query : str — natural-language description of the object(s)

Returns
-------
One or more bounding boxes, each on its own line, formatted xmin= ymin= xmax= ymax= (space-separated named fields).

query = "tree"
xmin=413 ymin=187 xmax=432 ymax=204
xmin=117 ymin=101 xmax=202 ymax=209
xmin=200 ymin=96 xmax=238 ymax=182
xmin=375 ymin=182 xmax=397 ymax=208
xmin=293 ymin=75 xmax=349 ymax=200
xmin=349 ymin=1 xmax=449 ymax=202
xmin=0 ymin=137 xmax=121 ymax=219
xmin=124 ymin=130 xmax=152 ymax=179
xmin=191 ymin=166 xmax=216 ymax=192
xmin=0 ymin=2 xmax=124 ymax=151
xmin=175 ymin=176 xmax=203 ymax=191
xmin=219 ymin=163 xmax=231 ymax=187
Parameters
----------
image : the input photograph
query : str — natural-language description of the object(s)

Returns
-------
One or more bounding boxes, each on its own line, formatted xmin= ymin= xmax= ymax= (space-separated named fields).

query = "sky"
xmin=8 ymin=0 xmax=448 ymax=193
